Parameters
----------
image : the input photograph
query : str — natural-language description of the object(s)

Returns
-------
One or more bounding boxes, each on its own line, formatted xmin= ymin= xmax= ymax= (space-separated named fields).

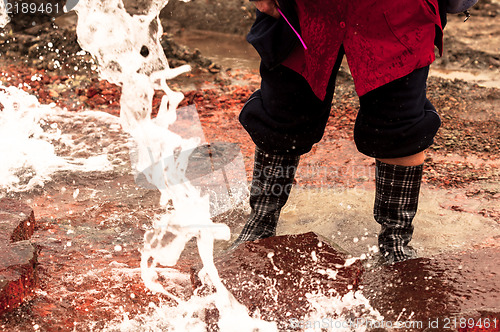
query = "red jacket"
xmin=282 ymin=0 xmax=444 ymax=99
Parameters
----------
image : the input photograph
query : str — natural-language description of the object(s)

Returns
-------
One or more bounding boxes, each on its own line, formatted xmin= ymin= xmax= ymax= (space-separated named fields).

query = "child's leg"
xmin=355 ymin=66 xmax=441 ymax=263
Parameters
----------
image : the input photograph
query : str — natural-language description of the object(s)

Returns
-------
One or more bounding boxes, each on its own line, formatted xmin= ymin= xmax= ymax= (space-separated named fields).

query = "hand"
xmin=251 ymin=0 xmax=280 ymax=19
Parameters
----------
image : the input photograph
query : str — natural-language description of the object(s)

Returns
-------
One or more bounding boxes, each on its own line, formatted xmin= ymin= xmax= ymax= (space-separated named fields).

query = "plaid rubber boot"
xmin=375 ymin=160 xmax=423 ymax=264
xmin=233 ymin=146 xmax=300 ymax=246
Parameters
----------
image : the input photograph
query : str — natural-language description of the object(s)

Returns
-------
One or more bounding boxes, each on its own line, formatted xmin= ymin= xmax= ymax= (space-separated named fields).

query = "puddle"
xmin=176 ymin=29 xmax=500 ymax=89
xmin=430 ymin=68 xmax=500 ymax=89
xmin=279 ymin=187 xmax=500 ymax=257
xmin=173 ymin=29 xmax=260 ymax=71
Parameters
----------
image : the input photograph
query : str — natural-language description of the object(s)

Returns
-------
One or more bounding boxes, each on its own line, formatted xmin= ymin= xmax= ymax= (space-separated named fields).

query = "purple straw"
xmin=277 ymin=7 xmax=307 ymax=50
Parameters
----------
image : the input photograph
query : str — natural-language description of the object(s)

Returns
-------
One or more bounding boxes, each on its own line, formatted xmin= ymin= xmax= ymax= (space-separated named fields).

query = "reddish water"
xmin=0 ymin=113 xmax=498 ymax=330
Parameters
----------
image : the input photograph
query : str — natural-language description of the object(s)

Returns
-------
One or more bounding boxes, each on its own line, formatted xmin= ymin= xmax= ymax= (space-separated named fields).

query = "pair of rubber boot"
xmin=233 ymin=147 xmax=423 ymax=264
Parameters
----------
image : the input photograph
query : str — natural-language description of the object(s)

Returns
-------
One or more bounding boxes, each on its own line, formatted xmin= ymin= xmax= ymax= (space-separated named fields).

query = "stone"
xmin=191 ymin=232 xmax=363 ymax=329
xmin=361 ymin=247 xmax=500 ymax=327
xmin=0 ymin=241 xmax=38 ymax=316
xmin=0 ymin=198 xmax=38 ymax=316
xmin=0 ymin=198 xmax=35 ymax=242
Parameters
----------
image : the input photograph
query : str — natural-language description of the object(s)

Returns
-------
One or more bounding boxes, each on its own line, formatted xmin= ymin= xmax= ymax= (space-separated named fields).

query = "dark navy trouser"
xmin=239 ymin=48 xmax=441 ymax=158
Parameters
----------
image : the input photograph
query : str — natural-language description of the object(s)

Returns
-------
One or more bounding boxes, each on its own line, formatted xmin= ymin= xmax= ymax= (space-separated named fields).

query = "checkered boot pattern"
xmin=375 ymin=160 xmax=423 ymax=264
xmin=233 ymin=147 xmax=300 ymax=246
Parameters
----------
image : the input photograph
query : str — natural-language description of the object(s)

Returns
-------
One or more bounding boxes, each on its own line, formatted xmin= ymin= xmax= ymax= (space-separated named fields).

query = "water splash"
xmin=72 ymin=0 xmax=274 ymax=330
xmin=0 ymin=84 xmax=113 ymax=194
xmin=0 ymin=0 xmax=9 ymax=28
xmin=302 ymin=291 xmax=383 ymax=332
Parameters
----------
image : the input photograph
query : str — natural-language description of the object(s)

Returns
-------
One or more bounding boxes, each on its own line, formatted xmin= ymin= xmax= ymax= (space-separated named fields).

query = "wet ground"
xmin=0 ymin=1 xmax=499 ymax=331
xmin=0 ymin=99 xmax=497 ymax=331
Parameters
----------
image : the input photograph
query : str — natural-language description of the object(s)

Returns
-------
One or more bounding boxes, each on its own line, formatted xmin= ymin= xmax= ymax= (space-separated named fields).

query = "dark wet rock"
xmin=362 ymin=248 xmax=500 ymax=329
xmin=0 ymin=199 xmax=38 ymax=316
xmin=185 ymin=142 xmax=242 ymax=181
xmin=191 ymin=232 xmax=363 ymax=329
xmin=0 ymin=241 xmax=39 ymax=316
xmin=0 ymin=198 xmax=35 ymax=242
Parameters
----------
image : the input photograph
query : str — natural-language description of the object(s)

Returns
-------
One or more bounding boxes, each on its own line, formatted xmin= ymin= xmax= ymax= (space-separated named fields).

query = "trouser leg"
xmin=233 ymin=146 xmax=300 ymax=246
xmin=374 ymin=160 xmax=423 ymax=263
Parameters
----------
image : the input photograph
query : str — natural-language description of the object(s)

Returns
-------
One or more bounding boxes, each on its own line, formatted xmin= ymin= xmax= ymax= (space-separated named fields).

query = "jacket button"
xmin=340 ymin=21 xmax=346 ymax=28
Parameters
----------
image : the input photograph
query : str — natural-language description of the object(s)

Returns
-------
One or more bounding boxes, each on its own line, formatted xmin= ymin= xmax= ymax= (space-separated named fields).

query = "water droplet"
xmin=140 ymin=45 xmax=150 ymax=57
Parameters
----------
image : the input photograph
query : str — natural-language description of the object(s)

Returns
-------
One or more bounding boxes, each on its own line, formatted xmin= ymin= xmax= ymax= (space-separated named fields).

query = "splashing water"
xmin=71 ymin=0 xmax=275 ymax=330
xmin=0 ymin=0 xmax=9 ymax=28
xmin=302 ymin=291 xmax=383 ymax=332
xmin=0 ymin=84 xmax=113 ymax=194
xmin=0 ymin=0 xmax=385 ymax=329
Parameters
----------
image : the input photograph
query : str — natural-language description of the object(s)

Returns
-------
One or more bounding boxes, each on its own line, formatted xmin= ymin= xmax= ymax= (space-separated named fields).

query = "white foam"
xmin=0 ymin=84 xmax=114 ymax=194
xmin=72 ymin=0 xmax=272 ymax=330
xmin=0 ymin=0 xmax=9 ymax=28
xmin=302 ymin=291 xmax=383 ymax=332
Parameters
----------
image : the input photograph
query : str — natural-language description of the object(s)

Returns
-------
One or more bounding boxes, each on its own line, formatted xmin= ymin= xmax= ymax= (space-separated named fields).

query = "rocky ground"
xmin=0 ymin=1 xmax=499 ymax=330
xmin=1 ymin=0 xmax=499 ymax=195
